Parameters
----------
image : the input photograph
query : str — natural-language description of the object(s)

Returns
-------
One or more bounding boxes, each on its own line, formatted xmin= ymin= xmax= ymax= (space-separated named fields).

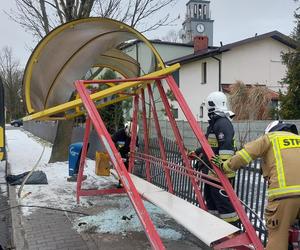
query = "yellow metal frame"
xmin=23 ymin=64 xmax=180 ymax=121
xmin=66 ymin=95 xmax=131 ymax=120
xmin=74 ymin=64 xmax=130 ymax=114
xmin=24 ymin=17 xmax=165 ymax=114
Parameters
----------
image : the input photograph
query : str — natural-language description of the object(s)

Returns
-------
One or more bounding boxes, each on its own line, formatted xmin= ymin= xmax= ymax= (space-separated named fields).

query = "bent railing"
xmin=134 ymin=137 xmax=267 ymax=245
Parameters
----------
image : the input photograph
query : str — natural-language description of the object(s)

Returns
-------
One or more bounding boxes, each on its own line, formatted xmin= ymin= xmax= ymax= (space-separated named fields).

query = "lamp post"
xmin=0 ymin=77 xmax=5 ymax=160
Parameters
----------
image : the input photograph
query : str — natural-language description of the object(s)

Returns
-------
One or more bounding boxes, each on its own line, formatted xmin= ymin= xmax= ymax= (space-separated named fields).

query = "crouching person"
xmin=112 ymin=121 xmax=139 ymax=187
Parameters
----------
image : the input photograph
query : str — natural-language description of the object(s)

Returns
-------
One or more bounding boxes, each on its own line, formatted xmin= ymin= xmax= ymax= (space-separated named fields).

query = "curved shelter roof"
xmin=23 ymin=18 xmax=165 ymax=114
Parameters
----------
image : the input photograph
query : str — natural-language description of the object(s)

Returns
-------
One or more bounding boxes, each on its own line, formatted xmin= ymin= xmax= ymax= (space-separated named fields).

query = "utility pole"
xmin=0 ymin=77 xmax=5 ymax=160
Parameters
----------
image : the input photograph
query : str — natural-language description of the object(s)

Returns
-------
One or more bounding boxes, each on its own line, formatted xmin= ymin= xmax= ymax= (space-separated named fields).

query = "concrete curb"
xmin=7 ymin=161 xmax=28 ymax=250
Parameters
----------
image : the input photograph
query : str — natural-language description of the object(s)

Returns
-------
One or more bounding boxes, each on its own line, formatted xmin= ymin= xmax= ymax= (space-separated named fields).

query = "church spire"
xmin=181 ymin=0 xmax=214 ymax=45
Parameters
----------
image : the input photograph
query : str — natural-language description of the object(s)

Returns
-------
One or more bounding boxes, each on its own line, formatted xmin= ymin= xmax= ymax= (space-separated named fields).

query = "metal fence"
xmin=24 ymin=120 xmax=269 ymax=244
xmin=133 ymin=137 xmax=267 ymax=245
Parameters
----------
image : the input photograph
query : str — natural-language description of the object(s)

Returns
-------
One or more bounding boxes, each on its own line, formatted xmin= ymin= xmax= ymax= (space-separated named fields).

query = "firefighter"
xmin=112 ymin=121 xmax=139 ymax=187
xmin=212 ymin=120 xmax=300 ymax=250
xmin=189 ymin=91 xmax=239 ymax=226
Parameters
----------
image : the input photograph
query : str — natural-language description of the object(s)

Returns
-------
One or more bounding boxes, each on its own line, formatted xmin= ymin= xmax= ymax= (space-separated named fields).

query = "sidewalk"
xmin=0 ymin=161 xmax=12 ymax=250
xmin=5 ymin=128 xmax=207 ymax=250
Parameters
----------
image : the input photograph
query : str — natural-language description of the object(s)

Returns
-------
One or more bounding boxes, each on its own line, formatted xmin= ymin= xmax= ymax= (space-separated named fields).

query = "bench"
xmin=111 ymin=170 xmax=240 ymax=246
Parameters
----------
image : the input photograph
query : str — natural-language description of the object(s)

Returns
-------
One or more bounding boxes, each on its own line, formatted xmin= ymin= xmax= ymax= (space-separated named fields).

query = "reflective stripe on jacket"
xmin=229 ymin=131 xmax=300 ymax=200
xmin=207 ymin=116 xmax=236 ymax=178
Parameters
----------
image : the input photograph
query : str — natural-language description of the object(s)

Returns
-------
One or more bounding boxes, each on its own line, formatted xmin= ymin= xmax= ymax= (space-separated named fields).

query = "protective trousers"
xmin=265 ymin=197 xmax=300 ymax=250
xmin=204 ymin=178 xmax=239 ymax=226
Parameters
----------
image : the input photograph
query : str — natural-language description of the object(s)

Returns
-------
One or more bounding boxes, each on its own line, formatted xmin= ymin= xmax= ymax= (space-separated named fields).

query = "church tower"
xmin=181 ymin=0 xmax=214 ymax=45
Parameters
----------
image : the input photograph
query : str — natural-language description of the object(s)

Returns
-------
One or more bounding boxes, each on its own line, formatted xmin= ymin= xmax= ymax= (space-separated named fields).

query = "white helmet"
xmin=205 ymin=91 xmax=229 ymax=114
xmin=264 ymin=120 xmax=298 ymax=134
xmin=265 ymin=121 xmax=281 ymax=134
xmin=124 ymin=121 xmax=139 ymax=136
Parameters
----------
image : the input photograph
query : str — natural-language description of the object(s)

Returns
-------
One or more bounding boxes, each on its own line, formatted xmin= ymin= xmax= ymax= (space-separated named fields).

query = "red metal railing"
xmin=73 ymin=74 xmax=263 ymax=250
xmin=75 ymin=80 xmax=165 ymax=250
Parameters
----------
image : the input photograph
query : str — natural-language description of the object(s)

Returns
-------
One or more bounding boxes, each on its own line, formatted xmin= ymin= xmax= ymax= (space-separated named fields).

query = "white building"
xmin=167 ymin=31 xmax=296 ymax=121
xmin=121 ymin=40 xmax=194 ymax=74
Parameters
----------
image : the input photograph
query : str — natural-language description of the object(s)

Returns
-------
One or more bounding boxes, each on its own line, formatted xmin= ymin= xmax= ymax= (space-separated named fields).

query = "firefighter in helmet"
xmin=112 ymin=121 xmax=139 ymax=168
xmin=112 ymin=121 xmax=139 ymax=187
xmin=189 ymin=91 xmax=240 ymax=226
xmin=212 ymin=120 xmax=300 ymax=250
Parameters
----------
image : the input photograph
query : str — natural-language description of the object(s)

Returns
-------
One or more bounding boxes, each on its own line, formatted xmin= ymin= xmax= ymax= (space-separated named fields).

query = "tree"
xmin=10 ymin=0 xmax=178 ymax=40
xmin=279 ymin=7 xmax=300 ymax=118
xmin=0 ymin=47 xmax=25 ymax=122
xmin=98 ymin=69 xmax=125 ymax=134
xmin=12 ymin=0 xmax=177 ymax=162
xmin=161 ymin=29 xmax=181 ymax=43
xmin=229 ymin=81 xmax=273 ymax=120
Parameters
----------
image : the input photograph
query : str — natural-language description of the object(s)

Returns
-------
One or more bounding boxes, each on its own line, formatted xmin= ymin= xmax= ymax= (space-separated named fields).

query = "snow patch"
xmin=6 ymin=129 xmax=183 ymax=239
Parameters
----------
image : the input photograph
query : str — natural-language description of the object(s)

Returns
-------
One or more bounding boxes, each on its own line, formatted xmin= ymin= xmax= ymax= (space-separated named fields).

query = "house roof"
xmin=167 ymin=31 xmax=297 ymax=65
xmin=186 ymin=0 xmax=211 ymax=5
xmin=120 ymin=39 xmax=195 ymax=50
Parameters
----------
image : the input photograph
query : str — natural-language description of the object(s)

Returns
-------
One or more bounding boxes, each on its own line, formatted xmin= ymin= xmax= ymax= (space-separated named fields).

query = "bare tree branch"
xmin=95 ymin=0 xmax=121 ymax=18
xmin=39 ymin=0 xmax=50 ymax=34
xmin=80 ymin=0 xmax=95 ymax=18
xmin=161 ymin=29 xmax=181 ymax=42
xmin=11 ymin=0 xmax=178 ymax=39
xmin=0 ymin=47 xmax=24 ymax=121
xmin=130 ymin=0 xmax=140 ymax=27
xmin=49 ymin=0 xmax=65 ymax=23
xmin=127 ymin=0 xmax=178 ymax=30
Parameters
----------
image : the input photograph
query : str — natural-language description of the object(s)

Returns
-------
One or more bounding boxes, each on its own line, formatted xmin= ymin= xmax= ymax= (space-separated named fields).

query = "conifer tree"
xmin=279 ymin=8 xmax=300 ymax=118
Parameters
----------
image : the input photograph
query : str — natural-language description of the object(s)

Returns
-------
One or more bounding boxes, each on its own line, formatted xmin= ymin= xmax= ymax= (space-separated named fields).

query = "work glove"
xmin=211 ymin=155 xmax=233 ymax=174
xmin=187 ymin=150 xmax=196 ymax=160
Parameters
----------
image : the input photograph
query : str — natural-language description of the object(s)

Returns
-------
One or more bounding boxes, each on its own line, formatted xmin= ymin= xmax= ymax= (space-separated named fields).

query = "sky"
xmin=0 ymin=0 xmax=298 ymax=67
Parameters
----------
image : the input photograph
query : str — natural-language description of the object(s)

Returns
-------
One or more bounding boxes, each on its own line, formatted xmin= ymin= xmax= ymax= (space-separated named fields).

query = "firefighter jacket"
xmin=111 ymin=128 xmax=139 ymax=158
xmin=228 ymin=131 xmax=300 ymax=201
xmin=196 ymin=114 xmax=236 ymax=178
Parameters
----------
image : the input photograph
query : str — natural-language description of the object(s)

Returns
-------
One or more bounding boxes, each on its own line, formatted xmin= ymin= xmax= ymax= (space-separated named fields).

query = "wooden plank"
xmin=111 ymin=170 xmax=239 ymax=246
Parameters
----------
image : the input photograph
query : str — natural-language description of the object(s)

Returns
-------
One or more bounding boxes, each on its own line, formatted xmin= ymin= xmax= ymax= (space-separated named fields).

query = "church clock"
xmin=196 ymin=23 xmax=205 ymax=33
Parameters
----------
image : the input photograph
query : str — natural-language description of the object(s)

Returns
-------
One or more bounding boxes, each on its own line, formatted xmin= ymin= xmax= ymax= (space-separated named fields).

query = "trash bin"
xmin=95 ymin=151 xmax=110 ymax=176
xmin=68 ymin=142 xmax=83 ymax=177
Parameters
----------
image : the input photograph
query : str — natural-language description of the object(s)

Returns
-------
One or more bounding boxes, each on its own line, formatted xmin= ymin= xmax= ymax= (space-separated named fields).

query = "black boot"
xmin=117 ymin=180 xmax=123 ymax=188
xmin=229 ymin=219 xmax=241 ymax=229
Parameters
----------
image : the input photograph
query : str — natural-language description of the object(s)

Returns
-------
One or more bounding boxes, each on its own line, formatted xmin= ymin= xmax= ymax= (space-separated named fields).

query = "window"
xmin=172 ymin=108 xmax=178 ymax=119
xmin=198 ymin=5 xmax=202 ymax=19
xmin=202 ymin=62 xmax=207 ymax=84
xmin=203 ymin=5 xmax=207 ymax=19
xmin=172 ymin=70 xmax=180 ymax=87
xmin=199 ymin=106 xmax=204 ymax=118
xmin=194 ymin=4 xmax=197 ymax=17
xmin=187 ymin=5 xmax=191 ymax=18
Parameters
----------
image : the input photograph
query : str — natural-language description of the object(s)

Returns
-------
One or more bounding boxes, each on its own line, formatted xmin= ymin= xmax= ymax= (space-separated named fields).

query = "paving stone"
xmin=8 ymin=172 xmax=206 ymax=250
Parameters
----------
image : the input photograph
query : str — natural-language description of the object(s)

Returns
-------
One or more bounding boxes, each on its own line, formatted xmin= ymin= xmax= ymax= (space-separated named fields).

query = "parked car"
xmin=10 ymin=119 xmax=23 ymax=127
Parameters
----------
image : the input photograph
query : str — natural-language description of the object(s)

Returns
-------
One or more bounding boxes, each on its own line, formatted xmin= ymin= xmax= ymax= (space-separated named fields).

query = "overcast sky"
xmin=0 ymin=0 xmax=298 ymax=67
